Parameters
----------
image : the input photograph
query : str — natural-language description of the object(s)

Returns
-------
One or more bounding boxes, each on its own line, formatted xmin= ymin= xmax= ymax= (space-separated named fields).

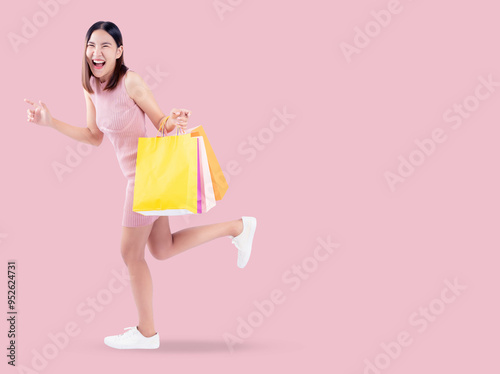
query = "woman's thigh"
xmin=121 ymin=223 xmax=155 ymax=263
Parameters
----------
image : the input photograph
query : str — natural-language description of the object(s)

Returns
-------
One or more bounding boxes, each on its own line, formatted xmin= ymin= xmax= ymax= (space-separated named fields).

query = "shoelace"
xmin=232 ymin=232 xmax=246 ymax=248
xmin=117 ymin=326 xmax=136 ymax=337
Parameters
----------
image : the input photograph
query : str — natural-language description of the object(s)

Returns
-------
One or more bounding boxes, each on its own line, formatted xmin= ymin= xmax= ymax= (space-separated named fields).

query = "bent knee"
xmin=148 ymin=243 xmax=174 ymax=261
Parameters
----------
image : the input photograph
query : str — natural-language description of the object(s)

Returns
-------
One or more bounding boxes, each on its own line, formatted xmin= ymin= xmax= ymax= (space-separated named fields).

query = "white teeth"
xmin=93 ymin=60 xmax=105 ymax=63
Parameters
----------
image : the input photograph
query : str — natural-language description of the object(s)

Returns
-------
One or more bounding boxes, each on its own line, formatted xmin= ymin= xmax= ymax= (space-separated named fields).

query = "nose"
xmin=93 ymin=45 xmax=104 ymax=54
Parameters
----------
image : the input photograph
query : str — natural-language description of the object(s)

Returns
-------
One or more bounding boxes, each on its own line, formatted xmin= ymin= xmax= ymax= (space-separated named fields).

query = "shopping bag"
xmin=133 ymin=131 xmax=200 ymax=216
xmin=189 ymin=126 xmax=228 ymax=201
xmin=195 ymin=135 xmax=216 ymax=213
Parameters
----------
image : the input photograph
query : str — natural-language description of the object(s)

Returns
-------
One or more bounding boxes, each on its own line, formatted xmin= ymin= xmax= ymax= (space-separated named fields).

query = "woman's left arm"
xmin=124 ymin=70 xmax=190 ymax=133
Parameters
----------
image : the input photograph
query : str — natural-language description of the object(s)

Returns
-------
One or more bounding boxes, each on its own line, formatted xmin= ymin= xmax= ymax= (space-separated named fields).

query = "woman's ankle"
xmin=232 ymin=218 xmax=243 ymax=237
xmin=137 ymin=325 xmax=156 ymax=338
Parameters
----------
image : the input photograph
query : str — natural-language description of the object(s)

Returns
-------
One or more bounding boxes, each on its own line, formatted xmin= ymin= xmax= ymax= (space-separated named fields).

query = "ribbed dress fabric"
xmin=88 ymin=69 xmax=161 ymax=227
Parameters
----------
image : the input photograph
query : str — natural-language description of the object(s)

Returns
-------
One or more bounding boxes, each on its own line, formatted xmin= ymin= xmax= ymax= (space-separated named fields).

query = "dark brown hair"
xmin=82 ymin=21 xmax=128 ymax=94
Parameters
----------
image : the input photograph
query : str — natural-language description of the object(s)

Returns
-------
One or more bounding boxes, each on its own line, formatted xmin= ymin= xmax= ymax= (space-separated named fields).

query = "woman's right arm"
xmin=51 ymin=89 xmax=103 ymax=146
xmin=24 ymin=89 xmax=104 ymax=146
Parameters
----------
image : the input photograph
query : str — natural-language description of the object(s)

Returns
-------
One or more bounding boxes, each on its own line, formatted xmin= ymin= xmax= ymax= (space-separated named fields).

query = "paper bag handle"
xmin=156 ymin=116 xmax=187 ymax=137
xmin=156 ymin=116 xmax=169 ymax=137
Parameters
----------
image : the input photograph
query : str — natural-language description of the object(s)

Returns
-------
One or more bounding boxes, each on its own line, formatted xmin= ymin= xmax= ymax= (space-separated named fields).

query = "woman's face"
xmin=86 ymin=29 xmax=123 ymax=82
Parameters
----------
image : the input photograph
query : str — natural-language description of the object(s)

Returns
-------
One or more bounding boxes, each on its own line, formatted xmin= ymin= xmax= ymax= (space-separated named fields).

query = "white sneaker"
xmin=104 ymin=326 xmax=160 ymax=349
xmin=231 ymin=216 xmax=257 ymax=268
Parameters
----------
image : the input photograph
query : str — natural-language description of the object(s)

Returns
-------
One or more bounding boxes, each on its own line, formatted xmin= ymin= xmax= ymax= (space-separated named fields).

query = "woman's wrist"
xmin=159 ymin=115 xmax=170 ymax=133
xmin=166 ymin=116 xmax=174 ymax=133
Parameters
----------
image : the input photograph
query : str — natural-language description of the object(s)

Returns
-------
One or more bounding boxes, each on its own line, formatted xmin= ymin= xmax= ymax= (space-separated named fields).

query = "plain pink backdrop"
xmin=1 ymin=0 xmax=499 ymax=373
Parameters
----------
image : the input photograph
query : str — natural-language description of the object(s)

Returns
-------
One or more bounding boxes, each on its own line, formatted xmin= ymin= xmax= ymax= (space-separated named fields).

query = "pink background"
xmin=1 ymin=0 xmax=499 ymax=372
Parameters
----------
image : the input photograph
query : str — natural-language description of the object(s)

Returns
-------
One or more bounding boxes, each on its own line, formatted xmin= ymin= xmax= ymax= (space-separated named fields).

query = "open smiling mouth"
xmin=92 ymin=60 xmax=106 ymax=69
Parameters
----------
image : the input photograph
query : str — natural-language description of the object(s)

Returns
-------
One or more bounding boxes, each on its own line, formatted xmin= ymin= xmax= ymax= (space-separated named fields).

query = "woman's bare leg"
xmin=119 ymin=217 xmax=244 ymax=336
xmin=147 ymin=217 xmax=243 ymax=261
xmin=120 ymin=223 xmax=157 ymax=338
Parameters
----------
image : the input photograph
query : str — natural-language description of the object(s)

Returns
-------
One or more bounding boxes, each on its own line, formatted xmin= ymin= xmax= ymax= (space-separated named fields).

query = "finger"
xmin=24 ymin=98 xmax=36 ymax=106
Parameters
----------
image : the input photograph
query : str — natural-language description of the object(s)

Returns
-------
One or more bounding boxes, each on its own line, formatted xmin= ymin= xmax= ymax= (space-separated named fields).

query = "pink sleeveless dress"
xmin=88 ymin=69 xmax=161 ymax=227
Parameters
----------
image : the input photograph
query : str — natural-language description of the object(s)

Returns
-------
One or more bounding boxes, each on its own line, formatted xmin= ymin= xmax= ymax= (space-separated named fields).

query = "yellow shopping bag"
xmin=133 ymin=131 xmax=199 ymax=216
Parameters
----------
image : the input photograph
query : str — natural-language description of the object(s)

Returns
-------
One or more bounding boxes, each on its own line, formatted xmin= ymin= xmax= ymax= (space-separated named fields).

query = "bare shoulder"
xmin=124 ymin=70 xmax=149 ymax=101
xmin=124 ymin=69 xmax=143 ymax=84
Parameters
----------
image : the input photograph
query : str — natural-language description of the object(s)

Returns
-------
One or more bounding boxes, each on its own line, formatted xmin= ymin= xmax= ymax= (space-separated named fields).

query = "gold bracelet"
xmin=160 ymin=116 xmax=170 ymax=134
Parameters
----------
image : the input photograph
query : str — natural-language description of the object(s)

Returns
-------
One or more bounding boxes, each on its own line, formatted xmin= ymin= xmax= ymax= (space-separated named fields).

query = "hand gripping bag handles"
xmin=132 ymin=117 xmax=228 ymax=216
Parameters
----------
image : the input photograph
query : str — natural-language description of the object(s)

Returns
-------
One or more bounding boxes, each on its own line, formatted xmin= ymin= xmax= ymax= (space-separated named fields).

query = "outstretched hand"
xmin=24 ymin=99 xmax=53 ymax=127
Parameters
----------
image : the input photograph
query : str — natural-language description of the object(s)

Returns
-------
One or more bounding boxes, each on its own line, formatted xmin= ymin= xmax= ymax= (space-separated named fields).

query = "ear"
xmin=116 ymin=45 xmax=123 ymax=59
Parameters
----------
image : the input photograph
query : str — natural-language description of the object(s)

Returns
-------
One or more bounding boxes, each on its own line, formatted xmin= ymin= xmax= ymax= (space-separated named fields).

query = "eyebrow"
xmin=87 ymin=41 xmax=112 ymax=45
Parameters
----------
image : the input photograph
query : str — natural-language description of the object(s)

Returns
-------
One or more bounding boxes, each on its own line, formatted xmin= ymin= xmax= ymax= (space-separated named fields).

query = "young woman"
xmin=24 ymin=21 xmax=257 ymax=350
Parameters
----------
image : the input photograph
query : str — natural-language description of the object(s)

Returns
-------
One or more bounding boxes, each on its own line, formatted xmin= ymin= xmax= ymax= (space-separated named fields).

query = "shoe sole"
xmin=104 ymin=341 xmax=160 ymax=349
